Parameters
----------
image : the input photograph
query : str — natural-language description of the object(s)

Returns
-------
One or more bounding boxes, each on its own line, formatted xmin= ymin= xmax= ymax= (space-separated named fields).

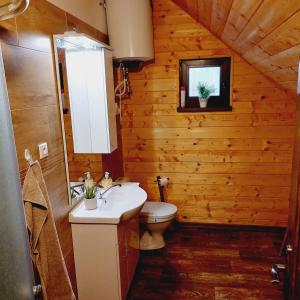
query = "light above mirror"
xmin=56 ymin=31 xmax=111 ymax=51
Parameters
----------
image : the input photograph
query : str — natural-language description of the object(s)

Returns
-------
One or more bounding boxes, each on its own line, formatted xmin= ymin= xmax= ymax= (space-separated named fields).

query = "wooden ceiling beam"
xmin=210 ymin=0 xmax=233 ymax=37
xmin=171 ymin=0 xmax=300 ymax=94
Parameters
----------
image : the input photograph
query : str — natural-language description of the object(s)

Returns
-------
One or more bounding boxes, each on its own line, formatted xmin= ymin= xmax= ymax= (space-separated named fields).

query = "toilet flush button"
xmin=38 ymin=142 xmax=48 ymax=159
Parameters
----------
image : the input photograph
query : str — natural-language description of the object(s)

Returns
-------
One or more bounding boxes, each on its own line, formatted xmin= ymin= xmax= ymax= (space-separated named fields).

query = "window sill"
xmin=177 ymin=106 xmax=232 ymax=113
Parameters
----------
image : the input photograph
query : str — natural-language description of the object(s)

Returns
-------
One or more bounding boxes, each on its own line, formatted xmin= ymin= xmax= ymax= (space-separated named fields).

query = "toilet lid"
xmin=140 ymin=202 xmax=177 ymax=218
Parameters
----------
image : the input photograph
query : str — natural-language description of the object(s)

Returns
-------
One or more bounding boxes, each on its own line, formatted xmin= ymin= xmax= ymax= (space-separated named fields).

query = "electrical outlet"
xmin=38 ymin=142 xmax=48 ymax=159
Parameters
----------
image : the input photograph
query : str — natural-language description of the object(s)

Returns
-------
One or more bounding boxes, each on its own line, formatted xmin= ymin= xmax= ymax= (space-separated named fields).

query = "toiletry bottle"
xmin=84 ymin=172 xmax=94 ymax=189
xmin=180 ymin=86 xmax=186 ymax=108
xmin=100 ymin=172 xmax=113 ymax=189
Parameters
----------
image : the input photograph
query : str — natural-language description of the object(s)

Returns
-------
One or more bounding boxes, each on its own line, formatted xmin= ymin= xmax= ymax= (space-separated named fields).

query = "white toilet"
xmin=139 ymin=201 xmax=177 ymax=250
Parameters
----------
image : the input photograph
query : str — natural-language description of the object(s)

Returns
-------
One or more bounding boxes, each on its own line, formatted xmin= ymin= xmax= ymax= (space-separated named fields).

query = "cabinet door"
xmin=103 ymin=48 xmax=118 ymax=152
xmin=66 ymin=48 xmax=117 ymax=154
xmin=126 ymin=216 xmax=140 ymax=287
xmin=118 ymin=216 xmax=140 ymax=300
xmin=65 ymin=50 xmax=92 ymax=153
xmin=86 ymin=49 xmax=109 ymax=153
xmin=118 ymin=223 xmax=129 ymax=300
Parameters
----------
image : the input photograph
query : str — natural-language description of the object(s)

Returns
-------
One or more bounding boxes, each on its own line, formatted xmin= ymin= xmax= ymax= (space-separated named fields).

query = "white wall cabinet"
xmin=71 ymin=216 xmax=140 ymax=300
xmin=66 ymin=47 xmax=117 ymax=154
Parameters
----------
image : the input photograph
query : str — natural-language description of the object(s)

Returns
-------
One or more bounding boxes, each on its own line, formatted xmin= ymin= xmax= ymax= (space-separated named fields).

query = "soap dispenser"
xmin=84 ymin=172 xmax=94 ymax=189
xmin=100 ymin=172 xmax=113 ymax=189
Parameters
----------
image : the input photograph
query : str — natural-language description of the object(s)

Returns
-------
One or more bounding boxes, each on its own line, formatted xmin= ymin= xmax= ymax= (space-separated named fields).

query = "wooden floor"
xmin=127 ymin=223 xmax=284 ymax=300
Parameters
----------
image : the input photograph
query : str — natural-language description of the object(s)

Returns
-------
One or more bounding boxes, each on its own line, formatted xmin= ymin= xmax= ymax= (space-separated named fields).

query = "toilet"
xmin=139 ymin=201 xmax=177 ymax=250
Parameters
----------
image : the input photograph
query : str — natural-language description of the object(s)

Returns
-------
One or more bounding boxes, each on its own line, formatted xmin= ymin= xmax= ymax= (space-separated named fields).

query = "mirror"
xmin=53 ymin=32 xmax=118 ymax=205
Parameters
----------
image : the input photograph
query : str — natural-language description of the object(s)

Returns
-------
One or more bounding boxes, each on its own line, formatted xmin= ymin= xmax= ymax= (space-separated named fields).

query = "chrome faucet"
xmin=99 ymin=184 xmax=122 ymax=200
xmin=71 ymin=183 xmax=85 ymax=194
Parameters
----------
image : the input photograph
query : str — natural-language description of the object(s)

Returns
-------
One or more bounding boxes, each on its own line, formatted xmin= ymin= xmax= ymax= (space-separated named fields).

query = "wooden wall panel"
xmin=66 ymin=13 xmax=107 ymax=43
xmin=221 ymin=0 xmax=263 ymax=45
xmin=3 ymin=44 xmax=57 ymax=111
xmin=197 ymin=0 xmax=212 ymax=29
xmin=122 ymin=0 xmax=295 ymax=227
xmin=0 ymin=18 xmax=18 ymax=46
xmin=231 ymin=0 xmax=300 ymax=54
xmin=210 ymin=0 xmax=233 ymax=36
xmin=16 ymin=0 xmax=66 ymax=52
xmin=172 ymin=0 xmax=300 ymax=94
xmin=102 ymin=116 xmax=125 ymax=180
xmin=0 ymin=0 xmax=116 ymax=294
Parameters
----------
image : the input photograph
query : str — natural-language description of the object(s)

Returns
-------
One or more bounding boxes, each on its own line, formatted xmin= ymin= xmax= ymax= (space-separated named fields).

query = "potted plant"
xmin=84 ymin=183 xmax=97 ymax=210
xmin=197 ymin=82 xmax=215 ymax=108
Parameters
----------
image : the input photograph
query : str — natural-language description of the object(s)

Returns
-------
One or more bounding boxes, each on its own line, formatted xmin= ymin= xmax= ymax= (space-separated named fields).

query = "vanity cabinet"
xmin=118 ymin=216 xmax=140 ymax=299
xmin=71 ymin=215 xmax=140 ymax=300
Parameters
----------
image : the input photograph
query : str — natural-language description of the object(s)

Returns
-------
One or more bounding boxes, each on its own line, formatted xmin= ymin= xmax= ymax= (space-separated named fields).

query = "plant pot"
xmin=199 ymin=98 xmax=208 ymax=108
xmin=84 ymin=197 xmax=97 ymax=210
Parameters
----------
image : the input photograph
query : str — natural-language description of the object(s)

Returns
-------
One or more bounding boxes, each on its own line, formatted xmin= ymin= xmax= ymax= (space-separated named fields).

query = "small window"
xmin=178 ymin=57 xmax=232 ymax=112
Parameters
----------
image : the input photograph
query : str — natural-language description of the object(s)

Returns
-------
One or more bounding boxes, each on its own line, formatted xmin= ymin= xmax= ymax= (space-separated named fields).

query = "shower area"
xmin=0 ymin=1 xmax=40 ymax=299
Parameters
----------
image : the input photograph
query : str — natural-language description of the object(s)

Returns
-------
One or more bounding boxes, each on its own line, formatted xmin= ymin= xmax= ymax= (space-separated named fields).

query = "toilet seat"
xmin=140 ymin=202 xmax=177 ymax=223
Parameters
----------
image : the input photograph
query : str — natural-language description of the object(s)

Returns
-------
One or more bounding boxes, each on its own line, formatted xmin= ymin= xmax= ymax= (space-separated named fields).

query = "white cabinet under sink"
xmin=69 ymin=183 xmax=147 ymax=300
xmin=71 ymin=216 xmax=140 ymax=300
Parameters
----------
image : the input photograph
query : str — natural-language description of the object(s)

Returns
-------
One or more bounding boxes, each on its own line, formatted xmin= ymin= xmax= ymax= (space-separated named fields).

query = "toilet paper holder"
xmin=154 ymin=176 xmax=169 ymax=187
xmin=154 ymin=176 xmax=169 ymax=202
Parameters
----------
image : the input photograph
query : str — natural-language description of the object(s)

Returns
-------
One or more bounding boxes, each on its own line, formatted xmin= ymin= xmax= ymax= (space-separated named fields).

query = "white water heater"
xmin=106 ymin=0 xmax=154 ymax=62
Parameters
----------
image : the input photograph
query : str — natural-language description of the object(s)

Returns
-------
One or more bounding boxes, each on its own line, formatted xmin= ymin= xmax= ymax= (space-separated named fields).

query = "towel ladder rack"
xmin=24 ymin=149 xmax=35 ymax=166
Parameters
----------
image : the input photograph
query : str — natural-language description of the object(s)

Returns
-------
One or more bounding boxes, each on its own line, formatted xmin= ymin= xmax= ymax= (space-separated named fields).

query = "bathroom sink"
xmin=121 ymin=205 xmax=143 ymax=222
xmin=69 ymin=182 xmax=147 ymax=224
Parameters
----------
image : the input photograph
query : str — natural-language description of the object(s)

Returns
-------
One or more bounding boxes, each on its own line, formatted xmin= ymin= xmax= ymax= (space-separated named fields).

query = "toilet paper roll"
xmin=159 ymin=177 xmax=169 ymax=187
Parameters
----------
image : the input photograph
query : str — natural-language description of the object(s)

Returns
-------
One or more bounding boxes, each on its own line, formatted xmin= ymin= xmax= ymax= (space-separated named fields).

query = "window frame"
xmin=179 ymin=57 xmax=232 ymax=111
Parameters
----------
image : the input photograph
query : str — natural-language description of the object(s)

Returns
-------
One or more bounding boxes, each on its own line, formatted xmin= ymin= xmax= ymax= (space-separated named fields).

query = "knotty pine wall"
xmin=0 ymin=0 xmax=113 ymax=292
xmin=122 ymin=0 xmax=296 ymax=227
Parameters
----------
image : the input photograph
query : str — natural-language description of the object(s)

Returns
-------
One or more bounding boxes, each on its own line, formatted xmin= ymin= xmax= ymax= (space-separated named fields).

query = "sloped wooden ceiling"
xmin=172 ymin=0 xmax=300 ymax=94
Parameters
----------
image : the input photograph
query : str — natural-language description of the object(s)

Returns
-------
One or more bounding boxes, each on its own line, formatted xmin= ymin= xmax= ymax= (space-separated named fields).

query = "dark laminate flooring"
xmin=127 ymin=223 xmax=284 ymax=300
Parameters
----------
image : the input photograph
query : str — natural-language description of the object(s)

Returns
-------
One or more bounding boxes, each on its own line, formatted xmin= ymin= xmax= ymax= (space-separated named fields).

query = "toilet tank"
xmin=106 ymin=0 xmax=154 ymax=62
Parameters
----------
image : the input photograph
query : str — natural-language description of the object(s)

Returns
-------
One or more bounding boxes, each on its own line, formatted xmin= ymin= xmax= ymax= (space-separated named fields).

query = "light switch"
xmin=38 ymin=142 xmax=48 ymax=159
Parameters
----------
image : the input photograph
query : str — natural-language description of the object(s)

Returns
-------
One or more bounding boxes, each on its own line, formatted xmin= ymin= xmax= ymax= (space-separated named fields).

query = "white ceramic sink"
xmin=69 ymin=182 xmax=147 ymax=224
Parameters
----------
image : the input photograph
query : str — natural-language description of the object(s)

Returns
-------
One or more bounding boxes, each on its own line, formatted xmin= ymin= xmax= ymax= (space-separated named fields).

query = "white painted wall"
xmin=47 ymin=0 xmax=107 ymax=34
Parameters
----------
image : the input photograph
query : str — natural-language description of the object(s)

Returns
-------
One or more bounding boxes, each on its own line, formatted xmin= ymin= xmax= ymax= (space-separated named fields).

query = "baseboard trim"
xmin=174 ymin=221 xmax=286 ymax=233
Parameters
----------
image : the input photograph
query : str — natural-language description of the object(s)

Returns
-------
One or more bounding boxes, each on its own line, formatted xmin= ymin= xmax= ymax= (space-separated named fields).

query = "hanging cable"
xmin=114 ymin=63 xmax=130 ymax=120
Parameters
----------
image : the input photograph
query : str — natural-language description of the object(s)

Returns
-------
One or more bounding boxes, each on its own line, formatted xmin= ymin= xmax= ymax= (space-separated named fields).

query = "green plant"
xmin=197 ymin=82 xmax=215 ymax=99
xmin=85 ymin=186 xmax=96 ymax=199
